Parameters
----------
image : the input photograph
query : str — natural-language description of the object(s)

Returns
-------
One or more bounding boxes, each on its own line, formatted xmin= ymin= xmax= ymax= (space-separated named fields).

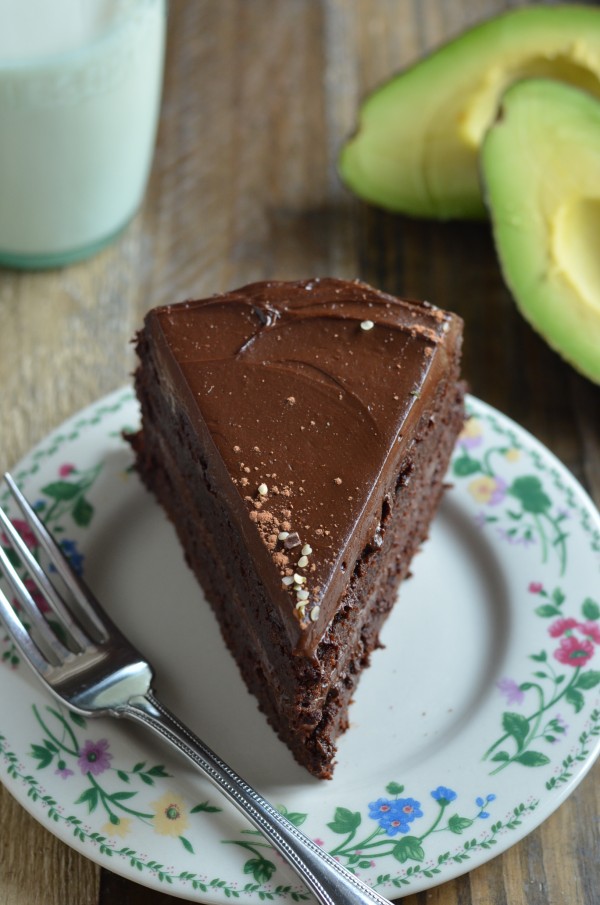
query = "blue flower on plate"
xmin=368 ymin=797 xmax=423 ymax=836
xmin=431 ymin=786 xmax=457 ymax=805
xmin=476 ymin=793 xmax=496 ymax=818
xmin=49 ymin=538 xmax=84 ymax=576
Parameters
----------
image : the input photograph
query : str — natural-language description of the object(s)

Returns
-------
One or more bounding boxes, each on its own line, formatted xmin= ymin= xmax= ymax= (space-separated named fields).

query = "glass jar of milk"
xmin=0 ymin=0 xmax=166 ymax=269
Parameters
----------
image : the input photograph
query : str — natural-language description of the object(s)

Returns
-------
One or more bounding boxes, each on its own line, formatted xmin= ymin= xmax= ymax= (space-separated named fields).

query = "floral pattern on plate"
xmin=0 ymin=389 xmax=599 ymax=902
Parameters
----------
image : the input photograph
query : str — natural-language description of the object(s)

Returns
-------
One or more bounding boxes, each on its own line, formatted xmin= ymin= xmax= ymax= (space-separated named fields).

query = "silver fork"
xmin=0 ymin=473 xmax=394 ymax=905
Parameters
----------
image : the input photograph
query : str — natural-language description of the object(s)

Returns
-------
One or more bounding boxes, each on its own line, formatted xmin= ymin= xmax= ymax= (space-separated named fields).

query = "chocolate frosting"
xmin=143 ymin=278 xmax=462 ymax=656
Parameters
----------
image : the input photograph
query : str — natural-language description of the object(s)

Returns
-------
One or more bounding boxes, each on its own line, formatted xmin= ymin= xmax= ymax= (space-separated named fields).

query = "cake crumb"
xmin=256 ymin=511 xmax=273 ymax=524
xmin=233 ymin=445 xmax=241 ymax=453
xmin=286 ymin=396 xmax=296 ymax=405
xmin=334 ymin=477 xmax=342 ymax=485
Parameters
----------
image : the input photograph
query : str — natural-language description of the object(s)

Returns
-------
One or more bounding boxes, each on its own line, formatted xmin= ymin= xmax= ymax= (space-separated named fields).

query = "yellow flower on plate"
xmin=468 ymin=475 xmax=504 ymax=505
xmin=504 ymin=447 xmax=521 ymax=462
xmin=458 ymin=417 xmax=482 ymax=445
xmin=150 ymin=791 xmax=190 ymax=836
xmin=102 ymin=816 xmax=132 ymax=838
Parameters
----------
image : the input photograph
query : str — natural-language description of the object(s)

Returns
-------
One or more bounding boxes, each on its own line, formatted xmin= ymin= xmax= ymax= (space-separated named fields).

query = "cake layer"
xmin=130 ymin=278 xmax=464 ymax=777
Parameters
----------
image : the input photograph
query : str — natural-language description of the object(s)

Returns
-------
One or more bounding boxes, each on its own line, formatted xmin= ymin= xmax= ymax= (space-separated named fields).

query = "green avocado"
xmin=339 ymin=5 xmax=600 ymax=219
xmin=481 ymin=78 xmax=600 ymax=384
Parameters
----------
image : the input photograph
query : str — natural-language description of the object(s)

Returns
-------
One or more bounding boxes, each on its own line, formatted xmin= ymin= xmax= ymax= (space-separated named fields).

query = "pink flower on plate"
xmin=554 ymin=635 xmax=594 ymax=667
xmin=77 ymin=739 xmax=112 ymax=776
xmin=579 ymin=622 xmax=600 ymax=645
xmin=23 ymin=577 xmax=51 ymax=614
xmin=1 ymin=519 xmax=37 ymax=551
xmin=549 ymin=618 xmax=579 ymax=638
xmin=528 ymin=582 xmax=544 ymax=594
xmin=58 ymin=463 xmax=76 ymax=477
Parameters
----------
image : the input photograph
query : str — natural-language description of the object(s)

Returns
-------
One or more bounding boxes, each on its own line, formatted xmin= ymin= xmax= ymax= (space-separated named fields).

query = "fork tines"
xmin=0 ymin=473 xmax=106 ymax=669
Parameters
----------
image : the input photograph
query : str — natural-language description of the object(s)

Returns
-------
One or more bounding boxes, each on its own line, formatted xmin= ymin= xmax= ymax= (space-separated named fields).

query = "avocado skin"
xmin=481 ymin=78 xmax=600 ymax=385
xmin=339 ymin=5 xmax=600 ymax=220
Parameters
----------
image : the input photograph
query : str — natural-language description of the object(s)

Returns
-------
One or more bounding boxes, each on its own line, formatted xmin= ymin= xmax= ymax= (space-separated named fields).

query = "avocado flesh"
xmin=339 ymin=5 xmax=600 ymax=219
xmin=481 ymin=79 xmax=600 ymax=384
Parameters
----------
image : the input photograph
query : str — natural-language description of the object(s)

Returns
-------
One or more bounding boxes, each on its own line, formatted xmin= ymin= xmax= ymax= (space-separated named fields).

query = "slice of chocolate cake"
xmin=129 ymin=278 xmax=464 ymax=778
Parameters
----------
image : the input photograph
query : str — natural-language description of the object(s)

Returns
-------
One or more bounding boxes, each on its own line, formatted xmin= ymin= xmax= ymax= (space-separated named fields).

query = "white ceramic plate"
xmin=1 ymin=388 xmax=599 ymax=903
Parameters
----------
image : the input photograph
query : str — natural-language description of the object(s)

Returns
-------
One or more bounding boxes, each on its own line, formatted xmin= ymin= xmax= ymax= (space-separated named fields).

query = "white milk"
xmin=0 ymin=0 xmax=166 ymax=267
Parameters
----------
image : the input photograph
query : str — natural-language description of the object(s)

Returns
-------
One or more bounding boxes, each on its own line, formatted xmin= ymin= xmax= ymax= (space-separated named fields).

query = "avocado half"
xmin=482 ymin=78 xmax=600 ymax=384
xmin=339 ymin=5 xmax=600 ymax=219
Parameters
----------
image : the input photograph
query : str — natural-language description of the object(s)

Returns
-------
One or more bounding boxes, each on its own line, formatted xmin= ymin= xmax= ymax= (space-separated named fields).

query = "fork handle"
xmin=121 ymin=691 xmax=392 ymax=905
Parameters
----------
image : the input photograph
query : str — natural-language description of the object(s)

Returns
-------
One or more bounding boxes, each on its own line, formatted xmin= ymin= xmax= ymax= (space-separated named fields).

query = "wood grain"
xmin=0 ymin=1 xmax=598 ymax=903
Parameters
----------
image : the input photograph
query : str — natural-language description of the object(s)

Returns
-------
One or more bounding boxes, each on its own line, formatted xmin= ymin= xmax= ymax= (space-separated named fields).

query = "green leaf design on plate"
xmin=565 ymin=687 xmax=585 ymax=713
xmin=243 ymin=856 xmax=277 ymax=885
xmin=72 ymin=495 xmax=94 ymax=527
xmin=385 ymin=782 xmax=405 ymax=796
xmin=327 ymin=807 xmax=361 ymax=835
xmin=513 ymin=751 xmax=551 ymax=767
xmin=40 ymin=481 xmax=81 ymax=501
xmin=30 ymin=743 xmax=54 ymax=769
xmin=191 ymin=801 xmax=222 ymax=814
xmin=76 ymin=786 xmax=99 ymax=813
xmin=535 ymin=604 xmax=562 ymax=618
xmin=392 ymin=836 xmax=425 ymax=863
xmin=452 ymin=454 xmax=481 ymax=477
xmin=179 ymin=835 xmax=194 ymax=854
xmin=502 ymin=712 xmax=529 ymax=750
xmin=448 ymin=815 xmax=474 ymax=834
xmin=575 ymin=671 xmax=600 ymax=690
xmin=508 ymin=476 xmax=552 ymax=514
xmin=582 ymin=599 xmax=600 ymax=621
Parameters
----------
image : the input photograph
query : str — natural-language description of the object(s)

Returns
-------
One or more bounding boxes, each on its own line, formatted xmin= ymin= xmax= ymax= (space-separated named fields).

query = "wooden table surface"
xmin=1 ymin=1 xmax=599 ymax=903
